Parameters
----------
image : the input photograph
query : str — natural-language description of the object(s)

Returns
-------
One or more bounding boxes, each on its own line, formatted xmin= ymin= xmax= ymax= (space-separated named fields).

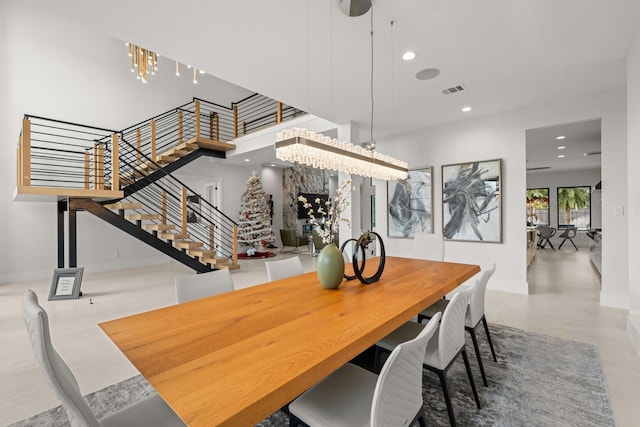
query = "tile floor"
xmin=1 ymin=249 xmax=639 ymax=426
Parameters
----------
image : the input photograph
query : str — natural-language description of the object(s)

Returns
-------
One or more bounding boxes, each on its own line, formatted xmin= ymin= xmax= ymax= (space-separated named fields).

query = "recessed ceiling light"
xmin=462 ymin=106 xmax=472 ymax=112
xmin=415 ymin=68 xmax=440 ymax=80
xmin=270 ymin=164 xmax=276 ymax=167
xmin=244 ymin=158 xmax=250 ymax=162
xmin=402 ymin=51 xmax=416 ymax=61
xmin=557 ymin=146 xmax=566 ymax=149
xmin=557 ymin=154 xmax=566 ymax=158
xmin=556 ymin=135 xmax=566 ymax=140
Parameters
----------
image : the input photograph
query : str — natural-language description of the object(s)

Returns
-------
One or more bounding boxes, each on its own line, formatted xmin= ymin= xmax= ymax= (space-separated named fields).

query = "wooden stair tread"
xmin=174 ymin=240 xmax=204 ymax=249
xmin=126 ymin=213 xmax=160 ymax=221
xmin=104 ymin=202 xmax=142 ymax=210
xmin=189 ymin=248 xmax=216 ymax=257
xmin=142 ymin=223 xmax=176 ymax=231
xmin=159 ymin=232 xmax=189 ymax=240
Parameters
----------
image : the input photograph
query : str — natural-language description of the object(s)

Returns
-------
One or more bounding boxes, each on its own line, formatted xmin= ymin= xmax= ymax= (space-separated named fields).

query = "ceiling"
xmin=24 ymin=0 xmax=640 ymax=171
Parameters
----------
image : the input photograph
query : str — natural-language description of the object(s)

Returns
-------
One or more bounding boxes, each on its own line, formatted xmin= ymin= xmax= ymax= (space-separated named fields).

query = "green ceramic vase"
xmin=316 ymin=244 xmax=345 ymax=289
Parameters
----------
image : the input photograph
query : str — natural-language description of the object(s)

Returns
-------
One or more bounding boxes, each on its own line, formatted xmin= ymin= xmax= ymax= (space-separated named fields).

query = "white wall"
xmin=0 ymin=1 xmax=251 ymax=283
xmin=626 ymin=23 xmax=640 ymax=350
xmin=375 ymin=88 xmax=627 ymax=305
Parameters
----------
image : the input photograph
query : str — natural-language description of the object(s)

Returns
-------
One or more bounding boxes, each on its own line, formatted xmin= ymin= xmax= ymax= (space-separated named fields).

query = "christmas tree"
xmin=237 ymin=172 xmax=274 ymax=251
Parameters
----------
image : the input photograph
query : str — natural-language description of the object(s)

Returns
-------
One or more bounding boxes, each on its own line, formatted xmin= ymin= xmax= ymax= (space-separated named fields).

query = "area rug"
xmin=9 ymin=324 xmax=614 ymax=427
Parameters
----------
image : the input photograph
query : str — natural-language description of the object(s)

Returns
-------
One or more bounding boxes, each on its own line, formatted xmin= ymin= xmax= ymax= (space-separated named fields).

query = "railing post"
xmin=233 ymin=104 xmax=238 ymax=138
xmin=209 ymin=112 xmax=214 ymax=140
xmin=150 ymin=120 xmax=157 ymax=162
xmin=276 ymin=102 xmax=283 ymax=123
xmin=243 ymin=121 xmax=247 ymax=135
xmin=84 ymin=149 xmax=90 ymax=189
xmin=162 ymin=191 xmax=167 ymax=225
xmin=94 ymin=143 xmax=104 ymax=190
xmin=215 ymin=113 xmax=220 ymax=141
xmin=209 ymin=224 xmax=216 ymax=256
xmin=20 ymin=118 xmax=31 ymax=186
xmin=195 ymin=100 xmax=201 ymax=139
xmin=136 ymin=129 xmax=142 ymax=166
xmin=232 ymin=225 xmax=239 ymax=269
xmin=179 ymin=111 xmax=184 ymax=143
xmin=112 ymin=134 xmax=119 ymax=190
xmin=181 ymin=187 xmax=188 ymax=234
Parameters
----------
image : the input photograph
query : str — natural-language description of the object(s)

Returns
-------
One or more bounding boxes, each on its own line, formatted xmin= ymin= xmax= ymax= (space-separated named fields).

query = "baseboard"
xmin=628 ymin=314 xmax=640 ymax=353
xmin=0 ymin=256 xmax=169 ymax=285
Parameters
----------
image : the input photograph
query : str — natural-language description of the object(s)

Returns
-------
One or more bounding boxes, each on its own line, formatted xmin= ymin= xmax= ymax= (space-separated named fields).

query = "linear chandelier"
xmin=275 ymin=128 xmax=408 ymax=181
xmin=126 ymin=43 xmax=203 ymax=84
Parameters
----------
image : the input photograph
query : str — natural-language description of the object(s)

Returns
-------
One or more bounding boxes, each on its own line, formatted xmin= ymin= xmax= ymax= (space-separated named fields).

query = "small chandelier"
xmin=126 ymin=43 xmax=157 ymax=83
xmin=275 ymin=128 xmax=408 ymax=181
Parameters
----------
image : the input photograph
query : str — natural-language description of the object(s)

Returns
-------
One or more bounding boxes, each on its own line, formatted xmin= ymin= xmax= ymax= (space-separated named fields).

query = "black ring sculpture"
xmin=340 ymin=231 xmax=386 ymax=285
xmin=340 ymin=238 xmax=365 ymax=281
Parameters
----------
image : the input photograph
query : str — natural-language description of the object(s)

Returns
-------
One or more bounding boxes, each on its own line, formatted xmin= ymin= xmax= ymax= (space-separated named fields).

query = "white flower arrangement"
xmin=298 ymin=179 xmax=352 ymax=245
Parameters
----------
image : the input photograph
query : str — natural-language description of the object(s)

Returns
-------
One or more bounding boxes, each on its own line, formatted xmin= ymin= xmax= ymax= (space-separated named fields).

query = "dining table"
xmin=99 ymin=256 xmax=480 ymax=426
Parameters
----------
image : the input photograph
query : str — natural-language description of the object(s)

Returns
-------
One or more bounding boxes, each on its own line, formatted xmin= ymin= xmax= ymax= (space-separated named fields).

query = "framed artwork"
xmin=442 ymin=159 xmax=502 ymax=243
xmin=48 ymin=267 xmax=84 ymax=301
xmin=387 ymin=167 xmax=433 ymax=238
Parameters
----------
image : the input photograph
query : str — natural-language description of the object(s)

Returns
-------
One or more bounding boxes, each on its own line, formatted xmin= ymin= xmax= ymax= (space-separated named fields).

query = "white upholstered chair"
xmin=22 ymin=289 xmax=186 ymax=427
xmin=411 ymin=232 xmax=445 ymax=261
xmin=288 ymin=312 xmax=442 ymax=427
xmin=174 ymin=268 xmax=235 ymax=304
xmin=265 ymin=256 xmax=304 ymax=282
xmin=376 ymin=288 xmax=480 ymax=427
xmin=418 ymin=264 xmax=498 ymax=387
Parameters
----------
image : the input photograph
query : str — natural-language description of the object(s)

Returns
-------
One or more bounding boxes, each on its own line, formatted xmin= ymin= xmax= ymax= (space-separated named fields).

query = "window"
xmin=526 ymin=188 xmax=549 ymax=226
xmin=557 ymin=186 xmax=591 ymax=229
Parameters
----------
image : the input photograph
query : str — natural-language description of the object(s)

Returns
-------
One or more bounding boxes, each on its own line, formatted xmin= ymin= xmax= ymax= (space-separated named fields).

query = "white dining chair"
xmin=288 ymin=312 xmax=442 ymax=427
xmin=376 ymin=288 xmax=481 ymax=427
xmin=265 ymin=256 xmax=304 ymax=281
xmin=22 ymin=289 xmax=186 ymax=427
xmin=418 ymin=264 xmax=498 ymax=387
xmin=174 ymin=268 xmax=235 ymax=304
xmin=411 ymin=232 xmax=445 ymax=261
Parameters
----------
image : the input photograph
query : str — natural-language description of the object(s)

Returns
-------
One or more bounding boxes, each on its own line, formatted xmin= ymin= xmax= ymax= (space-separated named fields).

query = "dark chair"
xmin=537 ymin=226 xmax=556 ymax=250
xmin=280 ymin=229 xmax=309 ymax=253
xmin=558 ymin=226 xmax=579 ymax=251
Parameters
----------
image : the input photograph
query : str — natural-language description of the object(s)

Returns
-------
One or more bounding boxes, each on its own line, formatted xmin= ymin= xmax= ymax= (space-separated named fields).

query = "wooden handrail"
xmin=20 ymin=118 xmax=31 ymax=186
xmin=84 ymin=150 xmax=90 ymax=189
xmin=150 ymin=120 xmax=157 ymax=162
xmin=276 ymin=102 xmax=283 ymax=123
xmin=232 ymin=225 xmax=239 ymax=268
xmin=178 ymin=111 xmax=184 ymax=144
xmin=181 ymin=187 xmax=188 ymax=234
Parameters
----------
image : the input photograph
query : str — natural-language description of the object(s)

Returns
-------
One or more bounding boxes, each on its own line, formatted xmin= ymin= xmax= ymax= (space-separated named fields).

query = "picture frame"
xmin=442 ymin=159 xmax=502 ymax=243
xmin=48 ymin=267 xmax=84 ymax=301
xmin=387 ymin=166 xmax=433 ymax=238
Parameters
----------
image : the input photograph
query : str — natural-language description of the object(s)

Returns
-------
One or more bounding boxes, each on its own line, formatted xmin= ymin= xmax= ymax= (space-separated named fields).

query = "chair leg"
xmin=461 ymin=347 xmax=481 ymax=409
xmin=570 ymin=239 xmax=578 ymax=251
xmin=482 ymin=316 xmax=498 ymax=362
xmin=467 ymin=326 xmax=488 ymax=387
xmin=558 ymin=239 xmax=566 ymax=249
xmin=373 ymin=346 xmax=387 ymax=373
xmin=435 ymin=369 xmax=457 ymax=427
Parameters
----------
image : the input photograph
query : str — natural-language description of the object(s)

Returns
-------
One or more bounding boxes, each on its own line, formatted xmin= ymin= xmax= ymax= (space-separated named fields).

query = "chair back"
xmin=23 ymin=290 xmax=100 ymax=427
xmin=175 ymin=269 xmax=235 ymax=304
xmin=538 ymin=226 xmax=556 ymax=239
xmin=265 ymin=256 xmax=304 ymax=281
xmin=411 ymin=232 xmax=444 ymax=261
xmin=559 ymin=226 xmax=577 ymax=238
xmin=435 ymin=286 xmax=475 ymax=365
xmin=371 ymin=312 xmax=441 ymax=427
xmin=466 ymin=263 xmax=496 ymax=327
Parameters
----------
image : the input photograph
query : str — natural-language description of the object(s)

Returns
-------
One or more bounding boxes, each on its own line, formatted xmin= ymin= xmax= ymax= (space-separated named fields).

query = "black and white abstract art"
xmin=387 ymin=167 xmax=433 ymax=238
xmin=442 ymin=159 xmax=502 ymax=242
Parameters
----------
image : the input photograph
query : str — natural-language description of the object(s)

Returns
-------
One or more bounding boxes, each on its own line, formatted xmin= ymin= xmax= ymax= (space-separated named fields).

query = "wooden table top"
xmin=99 ymin=256 xmax=479 ymax=426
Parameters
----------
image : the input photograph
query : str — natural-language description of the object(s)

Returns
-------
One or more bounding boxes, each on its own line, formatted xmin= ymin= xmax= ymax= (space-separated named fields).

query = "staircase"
xmin=15 ymin=95 xmax=304 ymax=272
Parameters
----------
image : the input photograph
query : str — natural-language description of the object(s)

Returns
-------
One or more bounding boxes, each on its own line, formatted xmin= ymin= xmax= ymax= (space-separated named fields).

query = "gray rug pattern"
xmin=9 ymin=324 xmax=614 ymax=427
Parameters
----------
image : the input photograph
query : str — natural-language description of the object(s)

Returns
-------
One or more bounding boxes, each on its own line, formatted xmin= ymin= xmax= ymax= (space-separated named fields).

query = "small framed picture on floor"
xmin=48 ymin=267 xmax=84 ymax=301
